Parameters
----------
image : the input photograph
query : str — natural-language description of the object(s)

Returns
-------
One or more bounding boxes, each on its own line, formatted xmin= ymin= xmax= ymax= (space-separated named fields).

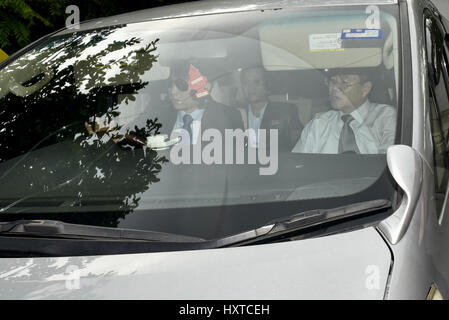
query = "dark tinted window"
xmin=425 ymin=13 xmax=449 ymax=214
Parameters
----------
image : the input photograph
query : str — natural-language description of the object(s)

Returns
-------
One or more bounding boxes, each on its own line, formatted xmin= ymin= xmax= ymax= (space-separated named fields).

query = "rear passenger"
xmin=239 ymin=66 xmax=303 ymax=151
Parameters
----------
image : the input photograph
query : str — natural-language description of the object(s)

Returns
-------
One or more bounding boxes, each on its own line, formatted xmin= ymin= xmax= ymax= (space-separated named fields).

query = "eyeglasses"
xmin=173 ymin=78 xmax=190 ymax=92
xmin=325 ymin=75 xmax=361 ymax=91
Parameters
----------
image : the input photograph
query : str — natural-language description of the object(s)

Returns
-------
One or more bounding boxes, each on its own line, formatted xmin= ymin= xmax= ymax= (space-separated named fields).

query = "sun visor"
xmin=73 ymin=51 xmax=170 ymax=92
xmin=259 ymin=15 xmax=384 ymax=71
xmin=73 ymin=38 xmax=227 ymax=90
xmin=158 ymin=39 xmax=228 ymax=65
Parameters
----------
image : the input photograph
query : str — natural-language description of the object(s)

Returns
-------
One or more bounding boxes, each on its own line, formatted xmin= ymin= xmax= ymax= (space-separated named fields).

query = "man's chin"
xmin=173 ymin=103 xmax=186 ymax=110
xmin=330 ymin=102 xmax=344 ymax=110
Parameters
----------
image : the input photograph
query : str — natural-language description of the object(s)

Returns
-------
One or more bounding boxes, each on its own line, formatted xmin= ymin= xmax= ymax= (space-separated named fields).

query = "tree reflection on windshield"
xmin=0 ymin=26 xmax=168 ymax=227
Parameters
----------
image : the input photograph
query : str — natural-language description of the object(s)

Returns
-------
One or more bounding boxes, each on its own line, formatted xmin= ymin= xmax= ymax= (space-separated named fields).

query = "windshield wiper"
xmin=0 ymin=200 xmax=391 ymax=248
xmin=214 ymin=199 xmax=391 ymax=247
xmin=0 ymin=220 xmax=204 ymax=243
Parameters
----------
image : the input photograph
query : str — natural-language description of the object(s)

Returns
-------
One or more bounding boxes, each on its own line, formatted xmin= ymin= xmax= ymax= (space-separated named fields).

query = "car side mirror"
xmin=378 ymin=145 xmax=423 ymax=245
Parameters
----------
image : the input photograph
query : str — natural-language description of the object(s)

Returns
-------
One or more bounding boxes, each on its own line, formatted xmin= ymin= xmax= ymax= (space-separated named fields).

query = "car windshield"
xmin=0 ymin=5 xmax=400 ymax=240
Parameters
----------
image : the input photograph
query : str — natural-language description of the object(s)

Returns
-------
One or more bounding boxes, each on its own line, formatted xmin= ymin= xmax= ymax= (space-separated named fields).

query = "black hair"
xmin=240 ymin=66 xmax=266 ymax=83
xmin=325 ymin=68 xmax=371 ymax=84
xmin=170 ymin=61 xmax=190 ymax=80
xmin=169 ymin=61 xmax=210 ymax=106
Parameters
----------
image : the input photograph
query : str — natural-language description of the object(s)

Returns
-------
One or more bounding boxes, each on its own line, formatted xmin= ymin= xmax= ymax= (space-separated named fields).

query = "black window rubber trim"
xmin=398 ymin=0 xmax=413 ymax=147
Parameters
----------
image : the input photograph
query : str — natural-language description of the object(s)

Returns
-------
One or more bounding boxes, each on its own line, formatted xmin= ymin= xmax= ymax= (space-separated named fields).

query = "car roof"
xmin=54 ymin=0 xmax=398 ymax=36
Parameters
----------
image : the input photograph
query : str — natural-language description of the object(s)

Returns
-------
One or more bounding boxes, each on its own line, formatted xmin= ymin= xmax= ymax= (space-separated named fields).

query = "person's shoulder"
xmin=205 ymin=99 xmax=232 ymax=111
xmin=370 ymin=101 xmax=395 ymax=111
xmin=208 ymin=99 xmax=226 ymax=108
xmin=369 ymin=101 xmax=397 ymax=117
xmin=267 ymin=101 xmax=297 ymax=113
xmin=202 ymin=99 xmax=244 ymax=129
xmin=204 ymin=100 xmax=242 ymax=119
xmin=311 ymin=109 xmax=339 ymax=121
xmin=151 ymin=105 xmax=177 ymax=120
xmin=300 ymin=109 xmax=338 ymax=132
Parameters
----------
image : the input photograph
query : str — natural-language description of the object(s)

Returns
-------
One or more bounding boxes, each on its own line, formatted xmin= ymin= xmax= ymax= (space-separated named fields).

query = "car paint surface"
xmin=0 ymin=228 xmax=390 ymax=299
xmin=380 ymin=0 xmax=449 ymax=299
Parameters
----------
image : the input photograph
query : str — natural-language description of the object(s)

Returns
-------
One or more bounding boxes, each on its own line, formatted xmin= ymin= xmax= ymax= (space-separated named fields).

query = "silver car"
xmin=0 ymin=0 xmax=448 ymax=300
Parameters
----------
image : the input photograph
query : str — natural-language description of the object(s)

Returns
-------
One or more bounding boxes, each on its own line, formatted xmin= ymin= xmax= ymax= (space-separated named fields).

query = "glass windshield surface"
xmin=0 ymin=5 xmax=400 ymax=239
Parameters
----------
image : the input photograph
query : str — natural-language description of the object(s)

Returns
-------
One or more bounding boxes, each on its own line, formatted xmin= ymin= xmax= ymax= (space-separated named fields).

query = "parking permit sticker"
xmin=341 ymin=29 xmax=382 ymax=39
xmin=309 ymin=33 xmax=343 ymax=52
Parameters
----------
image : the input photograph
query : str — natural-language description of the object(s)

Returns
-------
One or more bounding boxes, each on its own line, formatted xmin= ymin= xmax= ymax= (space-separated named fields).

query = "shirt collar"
xmin=339 ymin=99 xmax=371 ymax=126
xmin=178 ymin=108 xmax=205 ymax=122
xmin=249 ymin=103 xmax=268 ymax=119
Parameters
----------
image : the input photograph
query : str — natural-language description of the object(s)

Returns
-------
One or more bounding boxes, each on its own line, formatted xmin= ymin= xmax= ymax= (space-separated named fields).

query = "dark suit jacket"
xmin=154 ymin=100 xmax=243 ymax=137
xmin=247 ymin=102 xmax=303 ymax=151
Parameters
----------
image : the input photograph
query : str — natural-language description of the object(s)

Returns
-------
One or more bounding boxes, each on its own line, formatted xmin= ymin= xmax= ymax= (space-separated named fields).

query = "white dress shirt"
xmin=172 ymin=108 xmax=205 ymax=144
xmin=292 ymin=99 xmax=396 ymax=154
xmin=248 ymin=103 xmax=268 ymax=147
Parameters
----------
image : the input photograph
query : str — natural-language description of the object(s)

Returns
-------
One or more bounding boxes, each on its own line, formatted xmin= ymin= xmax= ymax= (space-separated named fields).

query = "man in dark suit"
xmin=240 ymin=66 xmax=303 ymax=151
xmin=97 ymin=62 xmax=243 ymax=148
xmin=153 ymin=62 xmax=243 ymax=144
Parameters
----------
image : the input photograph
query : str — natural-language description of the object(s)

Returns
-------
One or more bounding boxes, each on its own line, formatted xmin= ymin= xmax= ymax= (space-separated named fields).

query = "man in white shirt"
xmin=292 ymin=70 xmax=396 ymax=154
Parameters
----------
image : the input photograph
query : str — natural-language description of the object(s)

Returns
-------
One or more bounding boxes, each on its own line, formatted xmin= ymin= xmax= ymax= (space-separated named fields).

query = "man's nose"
xmin=329 ymin=83 xmax=342 ymax=94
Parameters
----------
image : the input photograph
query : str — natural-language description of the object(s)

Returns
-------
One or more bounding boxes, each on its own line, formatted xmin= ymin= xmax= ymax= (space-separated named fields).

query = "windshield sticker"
xmin=341 ymin=29 xmax=382 ymax=39
xmin=309 ymin=33 xmax=344 ymax=52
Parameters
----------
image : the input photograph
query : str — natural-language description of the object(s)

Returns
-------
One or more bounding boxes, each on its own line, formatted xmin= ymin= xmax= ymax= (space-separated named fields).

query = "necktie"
xmin=182 ymin=114 xmax=194 ymax=144
xmin=338 ymin=114 xmax=360 ymax=154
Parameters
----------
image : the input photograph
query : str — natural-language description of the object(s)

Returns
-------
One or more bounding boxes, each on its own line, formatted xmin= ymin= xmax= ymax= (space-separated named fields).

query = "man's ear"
xmin=362 ymin=81 xmax=372 ymax=98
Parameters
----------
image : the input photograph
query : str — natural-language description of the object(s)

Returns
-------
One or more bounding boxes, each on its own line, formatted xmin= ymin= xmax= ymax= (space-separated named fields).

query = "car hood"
xmin=0 ymin=227 xmax=391 ymax=299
